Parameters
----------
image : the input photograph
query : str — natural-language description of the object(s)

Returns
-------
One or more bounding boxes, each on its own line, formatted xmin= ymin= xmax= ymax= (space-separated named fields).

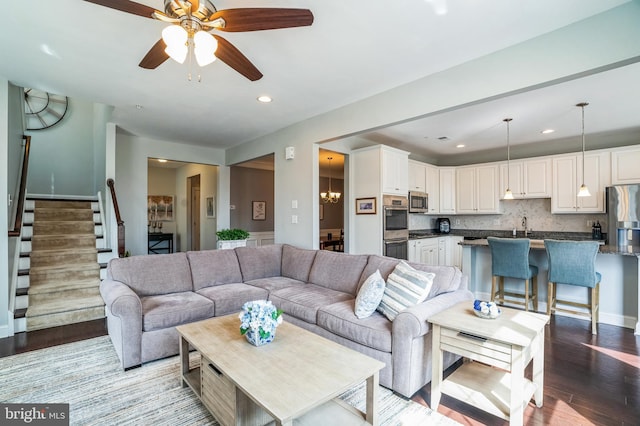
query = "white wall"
xmin=0 ymin=78 xmax=10 ymax=337
xmin=113 ymin=133 xmax=225 ymax=256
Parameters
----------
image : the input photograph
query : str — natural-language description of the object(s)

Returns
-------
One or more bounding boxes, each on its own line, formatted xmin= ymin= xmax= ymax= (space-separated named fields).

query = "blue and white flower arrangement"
xmin=473 ymin=299 xmax=501 ymax=319
xmin=239 ymin=300 xmax=283 ymax=346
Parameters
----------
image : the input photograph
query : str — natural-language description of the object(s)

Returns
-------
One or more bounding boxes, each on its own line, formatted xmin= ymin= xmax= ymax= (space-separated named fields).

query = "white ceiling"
xmin=2 ymin=0 xmax=637 ymax=163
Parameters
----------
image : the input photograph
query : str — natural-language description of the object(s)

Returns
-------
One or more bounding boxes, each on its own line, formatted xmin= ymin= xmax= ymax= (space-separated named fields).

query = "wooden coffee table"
xmin=176 ymin=314 xmax=385 ymax=426
xmin=428 ymin=302 xmax=549 ymax=426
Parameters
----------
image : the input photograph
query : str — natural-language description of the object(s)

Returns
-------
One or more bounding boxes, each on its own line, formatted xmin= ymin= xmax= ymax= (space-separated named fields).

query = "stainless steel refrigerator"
xmin=607 ymin=184 xmax=640 ymax=248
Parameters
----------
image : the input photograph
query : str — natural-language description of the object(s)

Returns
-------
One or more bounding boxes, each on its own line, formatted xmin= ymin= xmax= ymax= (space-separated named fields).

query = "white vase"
xmin=217 ymin=239 xmax=247 ymax=250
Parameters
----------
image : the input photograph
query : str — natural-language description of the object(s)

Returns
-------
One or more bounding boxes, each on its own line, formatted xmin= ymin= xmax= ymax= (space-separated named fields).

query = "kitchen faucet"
xmin=522 ymin=216 xmax=528 ymax=236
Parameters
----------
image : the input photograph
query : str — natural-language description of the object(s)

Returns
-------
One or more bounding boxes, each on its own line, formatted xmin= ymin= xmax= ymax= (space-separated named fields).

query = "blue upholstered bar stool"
xmin=544 ymin=239 xmax=601 ymax=334
xmin=487 ymin=237 xmax=539 ymax=312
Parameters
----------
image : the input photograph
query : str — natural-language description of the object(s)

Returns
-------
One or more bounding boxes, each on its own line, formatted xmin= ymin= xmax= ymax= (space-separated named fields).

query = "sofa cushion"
xmin=308 ymin=251 xmax=369 ymax=295
xmin=197 ymin=284 xmax=268 ymax=316
xmin=244 ymin=276 xmax=306 ymax=293
xmin=357 ymin=255 xmax=400 ymax=292
xmin=281 ymin=244 xmax=317 ymax=282
xmin=318 ymin=300 xmax=392 ymax=352
xmin=377 ymin=261 xmax=435 ymax=321
xmin=406 ymin=262 xmax=462 ymax=299
xmin=141 ymin=291 xmax=214 ymax=332
xmin=269 ymin=284 xmax=353 ymax=324
xmin=108 ymin=253 xmax=193 ymax=297
xmin=354 ymin=270 xmax=386 ymax=319
xmin=187 ymin=249 xmax=243 ymax=291
xmin=235 ymin=245 xmax=283 ymax=281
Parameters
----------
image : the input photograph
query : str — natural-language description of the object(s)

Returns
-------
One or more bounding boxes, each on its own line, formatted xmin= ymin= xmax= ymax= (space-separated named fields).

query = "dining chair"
xmin=487 ymin=237 xmax=539 ymax=311
xmin=544 ymin=239 xmax=601 ymax=334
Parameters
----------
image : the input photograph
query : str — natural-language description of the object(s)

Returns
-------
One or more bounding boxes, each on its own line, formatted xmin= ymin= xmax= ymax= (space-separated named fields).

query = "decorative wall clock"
xmin=24 ymin=88 xmax=69 ymax=130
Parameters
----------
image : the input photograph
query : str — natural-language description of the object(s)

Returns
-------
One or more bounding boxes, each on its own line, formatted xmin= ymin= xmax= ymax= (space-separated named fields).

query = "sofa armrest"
xmin=393 ymin=288 xmax=474 ymax=339
xmin=100 ymin=279 xmax=143 ymax=369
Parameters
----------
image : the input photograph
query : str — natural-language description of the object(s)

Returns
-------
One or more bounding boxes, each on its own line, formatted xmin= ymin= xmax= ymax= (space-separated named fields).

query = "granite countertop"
xmin=408 ymin=229 xmax=640 ymax=256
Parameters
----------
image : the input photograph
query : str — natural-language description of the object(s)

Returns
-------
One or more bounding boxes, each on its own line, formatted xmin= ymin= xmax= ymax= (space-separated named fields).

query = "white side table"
xmin=429 ymin=302 xmax=549 ymax=426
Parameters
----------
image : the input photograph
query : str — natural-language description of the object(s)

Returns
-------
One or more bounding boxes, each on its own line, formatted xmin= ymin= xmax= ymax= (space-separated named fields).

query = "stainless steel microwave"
xmin=408 ymin=191 xmax=428 ymax=213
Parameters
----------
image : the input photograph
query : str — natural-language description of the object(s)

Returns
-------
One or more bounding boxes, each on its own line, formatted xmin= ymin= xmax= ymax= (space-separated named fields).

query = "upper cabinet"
xmin=456 ymin=164 xmax=500 ymax=214
xmin=426 ymin=164 xmax=440 ymax=214
xmin=408 ymin=160 xmax=426 ymax=192
xmin=551 ymin=152 xmax=610 ymax=213
xmin=381 ymin=147 xmax=409 ymax=195
xmin=499 ymin=158 xmax=551 ymax=199
xmin=611 ymin=146 xmax=640 ymax=185
xmin=439 ymin=167 xmax=456 ymax=214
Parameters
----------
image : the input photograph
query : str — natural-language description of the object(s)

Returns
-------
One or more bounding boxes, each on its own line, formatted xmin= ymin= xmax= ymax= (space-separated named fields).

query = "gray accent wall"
xmin=230 ymin=166 xmax=274 ymax=232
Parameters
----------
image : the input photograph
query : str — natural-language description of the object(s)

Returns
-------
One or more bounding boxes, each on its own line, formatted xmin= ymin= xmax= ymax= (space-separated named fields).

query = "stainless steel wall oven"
xmin=382 ymin=194 xmax=409 ymax=260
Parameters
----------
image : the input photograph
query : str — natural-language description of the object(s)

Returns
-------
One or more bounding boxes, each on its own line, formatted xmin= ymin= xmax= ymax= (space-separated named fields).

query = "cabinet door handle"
xmin=208 ymin=363 xmax=223 ymax=376
xmin=458 ymin=331 xmax=486 ymax=342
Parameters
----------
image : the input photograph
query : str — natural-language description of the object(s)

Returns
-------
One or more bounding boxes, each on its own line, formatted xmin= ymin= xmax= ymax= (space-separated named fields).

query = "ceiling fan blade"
xmin=139 ymin=39 xmax=170 ymax=69
xmin=83 ymin=0 xmax=157 ymax=19
xmin=211 ymin=8 xmax=314 ymax=32
xmin=213 ymin=35 xmax=263 ymax=81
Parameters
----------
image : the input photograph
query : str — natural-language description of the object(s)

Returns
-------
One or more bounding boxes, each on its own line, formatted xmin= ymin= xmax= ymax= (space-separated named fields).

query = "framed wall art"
xmin=147 ymin=195 xmax=174 ymax=221
xmin=355 ymin=197 xmax=376 ymax=214
xmin=252 ymin=201 xmax=266 ymax=220
xmin=206 ymin=196 xmax=215 ymax=218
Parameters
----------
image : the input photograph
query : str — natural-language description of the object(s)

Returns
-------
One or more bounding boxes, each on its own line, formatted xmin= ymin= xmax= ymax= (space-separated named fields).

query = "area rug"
xmin=0 ymin=337 xmax=459 ymax=425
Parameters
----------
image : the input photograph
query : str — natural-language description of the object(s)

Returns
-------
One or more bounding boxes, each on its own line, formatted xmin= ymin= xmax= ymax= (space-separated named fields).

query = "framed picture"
xmin=252 ymin=201 xmax=266 ymax=220
xmin=206 ymin=196 xmax=215 ymax=218
xmin=319 ymin=204 xmax=324 ymax=220
xmin=147 ymin=195 xmax=174 ymax=221
xmin=355 ymin=197 xmax=376 ymax=214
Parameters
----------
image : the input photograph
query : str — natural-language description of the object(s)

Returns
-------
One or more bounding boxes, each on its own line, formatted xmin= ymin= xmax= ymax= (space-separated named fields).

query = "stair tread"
xmin=30 ymin=247 xmax=98 ymax=255
xmin=26 ymin=294 xmax=105 ymax=317
xmin=30 ymin=262 xmax=100 ymax=272
xmin=28 ymin=277 xmax=100 ymax=292
xmin=14 ymin=308 xmax=27 ymax=319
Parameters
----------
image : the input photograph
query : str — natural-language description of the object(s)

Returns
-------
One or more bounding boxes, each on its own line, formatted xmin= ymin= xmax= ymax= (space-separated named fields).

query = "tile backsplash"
xmin=409 ymin=198 xmax=607 ymax=233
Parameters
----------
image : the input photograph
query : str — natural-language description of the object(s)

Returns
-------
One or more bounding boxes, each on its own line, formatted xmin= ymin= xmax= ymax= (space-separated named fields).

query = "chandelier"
xmin=321 ymin=157 xmax=341 ymax=204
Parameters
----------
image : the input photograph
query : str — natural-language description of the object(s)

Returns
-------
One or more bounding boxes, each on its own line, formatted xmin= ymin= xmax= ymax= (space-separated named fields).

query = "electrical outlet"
xmin=455 ymin=219 xmax=461 ymax=226
xmin=492 ymin=219 xmax=500 ymax=226
xmin=586 ymin=220 xmax=592 ymax=227
xmin=291 ymin=215 xmax=298 ymax=224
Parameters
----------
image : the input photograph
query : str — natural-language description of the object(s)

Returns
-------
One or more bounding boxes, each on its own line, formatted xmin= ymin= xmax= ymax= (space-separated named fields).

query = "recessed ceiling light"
xmin=541 ymin=129 xmax=555 ymax=134
xmin=136 ymin=104 xmax=143 ymax=110
xmin=438 ymin=136 xmax=449 ymax=141
xmin=157 ymin=159 xmax=167 ymax=163
xmin=456 ymin=144 xmax=465 ymax=148
xmin=257 ymin=95 xmax=272 ymax=103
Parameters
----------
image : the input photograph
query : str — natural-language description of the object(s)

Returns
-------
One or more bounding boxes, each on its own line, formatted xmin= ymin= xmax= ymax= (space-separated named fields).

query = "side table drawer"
xmin=440 ymin=328 xmax=512 ymax=370
xmin=201 ymin=360 xmax=235 ymax=426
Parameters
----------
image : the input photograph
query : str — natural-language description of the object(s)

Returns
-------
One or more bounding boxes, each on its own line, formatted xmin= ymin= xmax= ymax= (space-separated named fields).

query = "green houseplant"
xmin=216 ymin=228 xmax=250 ymax=249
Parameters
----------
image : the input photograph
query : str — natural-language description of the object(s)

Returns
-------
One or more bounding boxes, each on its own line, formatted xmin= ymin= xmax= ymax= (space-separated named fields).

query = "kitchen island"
xmin=459 ymin=238 xmax=640 ymax=334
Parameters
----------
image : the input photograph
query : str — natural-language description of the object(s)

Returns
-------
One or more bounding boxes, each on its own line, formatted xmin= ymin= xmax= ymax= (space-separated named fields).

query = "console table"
xmin=148 ymin=233 xmax=173 ymax=254
xmin=429 ymin=302 xmax=549 ymax=426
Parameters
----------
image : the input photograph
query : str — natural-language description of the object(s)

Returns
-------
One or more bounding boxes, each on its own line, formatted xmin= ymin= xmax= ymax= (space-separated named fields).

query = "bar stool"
xmin=487 ymin=237 xmax=539 ymax=312
xmin=544 ymin=239 xmax=601 ymax=334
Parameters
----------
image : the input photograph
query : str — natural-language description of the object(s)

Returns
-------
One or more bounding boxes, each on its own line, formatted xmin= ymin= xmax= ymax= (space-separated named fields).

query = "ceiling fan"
xmin=83 ymin=0 xmax=314 ymax=81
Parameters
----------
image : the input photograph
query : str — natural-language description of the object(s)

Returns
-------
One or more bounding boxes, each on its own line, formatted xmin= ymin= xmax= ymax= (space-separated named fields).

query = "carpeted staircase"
xmin=26 ymin=200 xmax=105 ymax=331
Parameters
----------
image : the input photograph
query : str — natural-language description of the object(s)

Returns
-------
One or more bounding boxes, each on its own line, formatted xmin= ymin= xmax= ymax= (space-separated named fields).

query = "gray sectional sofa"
xmin=100 ymin=244 xmax=473 ymax=397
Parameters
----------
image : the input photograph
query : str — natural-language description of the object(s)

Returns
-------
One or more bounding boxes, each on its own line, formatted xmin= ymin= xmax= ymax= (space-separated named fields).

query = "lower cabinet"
xmin=409 ymin=236 xmax=463 ymax=268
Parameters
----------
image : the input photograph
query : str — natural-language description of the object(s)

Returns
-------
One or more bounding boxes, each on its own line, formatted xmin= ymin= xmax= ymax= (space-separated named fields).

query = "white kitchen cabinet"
xmin=425 ymin=164 xmax=440 ymax=214
xmin=419 ymin=239 xmax=440 ymax=266
xmin=449 ymin=236 xmax=464 ymax=270
xmin=408 ymin=160 xmax=426 ymax=192
xmin=409 ymin=236 xmax=462 ymax=267
xmin=456 ymin=164 xmax=500 ymax=214
xmin=439 ymin=167 xmax=456 ymax=214
xmin=500 ymin=158 xmax=551 ymax=199
xmin=551 ymin=152 xmax=610 ymax=213
xmin=611 ymin=146 xmax=640 ymax=184
xmin=437 ymin=238 xmax=447 ymax=266
xmin=381 ymin=147 xmax=409 ymax=195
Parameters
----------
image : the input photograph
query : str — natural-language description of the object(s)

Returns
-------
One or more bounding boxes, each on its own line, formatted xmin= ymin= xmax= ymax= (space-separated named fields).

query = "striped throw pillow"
xmin=377 ymin=261 xmax=435 ymax=321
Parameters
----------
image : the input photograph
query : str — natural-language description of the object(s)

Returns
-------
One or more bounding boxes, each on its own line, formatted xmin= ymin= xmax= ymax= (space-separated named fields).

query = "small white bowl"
xmin=473 ymin=300 xmax=501 ymax=319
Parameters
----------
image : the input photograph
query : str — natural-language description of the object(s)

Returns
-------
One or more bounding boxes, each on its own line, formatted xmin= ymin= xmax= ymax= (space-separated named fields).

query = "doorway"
xmin=319 ymin=149 xmax=345 ymax=251
xmin=187 ymin=174 xmax=201 ymax=251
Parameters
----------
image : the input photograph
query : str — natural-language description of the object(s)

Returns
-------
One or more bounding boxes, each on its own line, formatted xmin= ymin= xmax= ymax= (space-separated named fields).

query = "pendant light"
xmin=503 ymin=118 xmax=514 ymax=200
xmin=576 ymin=102 xmax=591 ymax=197
xmin=320 ymin=157 xmax=341 ymax=203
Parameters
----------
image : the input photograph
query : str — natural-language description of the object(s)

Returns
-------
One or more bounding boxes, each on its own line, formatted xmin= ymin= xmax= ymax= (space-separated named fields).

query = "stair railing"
xmin=8 ymin=135 xmax=30 ymax=238
xmin=106 ymin=178 xmax=125 ymax=257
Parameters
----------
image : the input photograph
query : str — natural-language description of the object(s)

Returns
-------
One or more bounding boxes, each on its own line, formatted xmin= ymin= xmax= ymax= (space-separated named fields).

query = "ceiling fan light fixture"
xmin=194 ymin=30 xmax=218 ymax=66
xmin=162 ymin=25 xmax=188 ymax=63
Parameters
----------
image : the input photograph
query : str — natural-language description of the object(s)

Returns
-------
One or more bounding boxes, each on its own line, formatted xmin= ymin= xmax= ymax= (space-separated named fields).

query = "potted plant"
xmin=216 ymin=228 xmax=250 ymax=250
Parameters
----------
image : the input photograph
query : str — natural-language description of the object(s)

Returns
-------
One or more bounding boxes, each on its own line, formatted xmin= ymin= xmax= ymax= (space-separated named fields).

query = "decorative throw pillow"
xmin=377 ymin=261 xmax=435 ymax=321
xmin=354 ymin=270 xmax=386 ymax=319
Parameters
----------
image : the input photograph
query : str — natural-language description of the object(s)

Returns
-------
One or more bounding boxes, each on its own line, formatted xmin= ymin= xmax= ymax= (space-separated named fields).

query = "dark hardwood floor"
xmin=1 ymin=316 xmax=638 ymax=425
